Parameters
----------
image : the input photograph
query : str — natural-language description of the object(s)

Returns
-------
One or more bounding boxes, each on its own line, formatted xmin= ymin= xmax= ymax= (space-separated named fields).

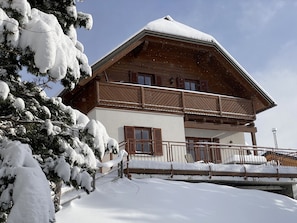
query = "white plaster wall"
xmin=88 ymin=108 xmax=186 ymax=143
xmin=88 ymin=108 xmax=247 ymax=164
xmin=185 ymin=128 xmax=245 ymax=144
xmin=185 ymin=128 xmax=246 ymax=163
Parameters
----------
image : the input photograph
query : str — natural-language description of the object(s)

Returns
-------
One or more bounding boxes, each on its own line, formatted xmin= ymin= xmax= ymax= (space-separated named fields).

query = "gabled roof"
xmin=82 ymin=16 xmax=277 ymax=112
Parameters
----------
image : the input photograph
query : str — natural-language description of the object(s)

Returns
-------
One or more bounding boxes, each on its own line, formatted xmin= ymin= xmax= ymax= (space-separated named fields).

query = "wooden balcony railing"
xmin=97 ymin=82 xmax=255 ymax=121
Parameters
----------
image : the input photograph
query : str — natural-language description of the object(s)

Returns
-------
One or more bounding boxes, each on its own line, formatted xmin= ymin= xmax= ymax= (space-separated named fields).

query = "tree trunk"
xmin=54 ymin=180 xmax=62 ymax=212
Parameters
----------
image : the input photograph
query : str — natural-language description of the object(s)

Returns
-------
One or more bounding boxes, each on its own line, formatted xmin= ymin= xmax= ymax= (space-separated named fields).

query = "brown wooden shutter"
xmin=200 ymin=80 xmax=208 ymax=92
xmin=124 ymin=126 xmax=136 ymax=154
xmin=176 ymin=77 xmax=185 ymax=89
xmin=129 ymin=71 xmax=138 ymax=84
xmin=153 ymin=128 xmax=163 ymax=156
xmin=155 ymin=75 xmax=162 ymax=86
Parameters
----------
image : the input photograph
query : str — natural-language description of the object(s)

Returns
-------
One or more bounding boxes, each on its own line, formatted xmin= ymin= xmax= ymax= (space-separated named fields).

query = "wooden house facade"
xmin=60 ymin=16 xmax=276 ymax=164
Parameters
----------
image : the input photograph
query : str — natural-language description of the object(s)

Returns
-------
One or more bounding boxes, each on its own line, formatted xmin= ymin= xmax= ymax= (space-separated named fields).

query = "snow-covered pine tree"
xmin=0 ymin=1 xmax=118 ymax=222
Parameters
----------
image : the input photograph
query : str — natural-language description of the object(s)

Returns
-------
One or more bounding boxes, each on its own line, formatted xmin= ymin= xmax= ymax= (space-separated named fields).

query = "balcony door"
xmin=186 ymin=137 xmax=221 ymax=163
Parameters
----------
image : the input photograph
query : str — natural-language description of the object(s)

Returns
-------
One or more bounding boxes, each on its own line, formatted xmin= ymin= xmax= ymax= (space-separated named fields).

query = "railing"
xmin=97 ymin=82 xmax=255 ymax=121
xmin=122 ymin=140 xmax=297 ymax=167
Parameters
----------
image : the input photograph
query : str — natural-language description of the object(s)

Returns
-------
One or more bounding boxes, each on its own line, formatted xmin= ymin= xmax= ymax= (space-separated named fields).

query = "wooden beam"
xmin=251 ymin=132 xmax=257 ymax=145
xmin=184 ymin=121 xmax=257 ymax=133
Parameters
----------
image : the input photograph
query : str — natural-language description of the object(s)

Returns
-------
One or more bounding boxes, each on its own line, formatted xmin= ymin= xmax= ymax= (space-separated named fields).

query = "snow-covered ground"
xmin=56 ymin=177 xmax=297 ymax=223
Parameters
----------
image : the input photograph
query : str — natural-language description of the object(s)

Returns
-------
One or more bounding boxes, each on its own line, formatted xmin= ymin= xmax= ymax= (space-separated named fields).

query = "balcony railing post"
xmin=181 ymin=91 xmax=185 ymax=112
xmin=218 ymin=96 xmax=223 ymax=116
xmin=167 ymin=142 xmax=170 ymax=162
xmin=168 ymin=142 xmax=173 ymax=162
xmin=141 ymin=86 xmax=145 ymax=108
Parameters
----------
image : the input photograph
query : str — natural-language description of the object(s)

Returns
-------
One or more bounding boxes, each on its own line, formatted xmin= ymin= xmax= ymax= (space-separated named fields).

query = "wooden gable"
xmin=89 ymin=33 xmax=274 ymax=113
xmin=61 ymin=16 xmax=276 ymax=117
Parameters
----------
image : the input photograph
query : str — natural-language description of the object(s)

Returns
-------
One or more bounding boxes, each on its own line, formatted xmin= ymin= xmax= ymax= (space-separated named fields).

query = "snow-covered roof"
xmin=144 ymin=15 xmax=215 ymax=43
xmin=92 ymin=15 xmax=217 ymax=69
xmin=90 ymin=16 xmax=276 ymax=111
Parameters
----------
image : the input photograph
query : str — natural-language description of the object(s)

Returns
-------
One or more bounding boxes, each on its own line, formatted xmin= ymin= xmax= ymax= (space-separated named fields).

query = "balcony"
xmin=97 ymin=82 xmax=255 ymax=121
xmin=120 ymin=141 xmax=297 ymax=184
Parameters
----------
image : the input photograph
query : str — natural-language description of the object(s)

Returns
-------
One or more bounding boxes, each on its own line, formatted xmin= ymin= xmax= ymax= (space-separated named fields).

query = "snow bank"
xmin=56 ymin=177 xmax=297 ymax=223
xmin=0 ymin=140 xmax=55 ymax=223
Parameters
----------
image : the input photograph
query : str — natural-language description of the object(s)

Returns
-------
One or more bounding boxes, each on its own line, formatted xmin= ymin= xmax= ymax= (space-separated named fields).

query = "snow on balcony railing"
xmin=122 ymin=140 xmax=297 ymax=167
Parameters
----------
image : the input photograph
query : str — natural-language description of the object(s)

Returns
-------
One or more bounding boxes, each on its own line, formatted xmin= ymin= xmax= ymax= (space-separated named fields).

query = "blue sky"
xmin=50 ymin=0 xmax=297 ymax=148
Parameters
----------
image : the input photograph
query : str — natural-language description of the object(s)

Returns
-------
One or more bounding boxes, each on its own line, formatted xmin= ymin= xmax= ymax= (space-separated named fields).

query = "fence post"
xmin=118 ymin=160 xmax=124 ymax=178
xmin=92 ymin=172 xmax=96 ymax=191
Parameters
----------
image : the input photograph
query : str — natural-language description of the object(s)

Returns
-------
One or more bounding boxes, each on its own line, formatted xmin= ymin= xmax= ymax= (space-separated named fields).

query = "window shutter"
xmin=176 ymin=77 xmax=185 ymax=89
xmin=153 ymin=128 xmax=163 ymax=156
xmin=155 ymin=75 xmax=162 ymax=86
xmin=129 ymin=71 xmax=138 ymax=84
xmin=200 ymin=80 xmax=208 ymax=92
xmin=124 ymin=126 xmax=136 ymax=154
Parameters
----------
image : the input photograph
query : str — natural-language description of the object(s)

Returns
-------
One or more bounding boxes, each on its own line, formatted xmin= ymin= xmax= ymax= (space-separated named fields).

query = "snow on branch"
xmin=0 ymin=2 xmax=92 ymax=88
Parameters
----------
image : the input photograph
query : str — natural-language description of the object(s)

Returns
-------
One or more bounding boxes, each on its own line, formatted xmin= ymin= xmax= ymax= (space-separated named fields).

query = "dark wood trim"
xmin=251 ymin=132 xmax=257 ymax=145
xmin=184 ymin=121 xmax=257 ymax=133
xmin=96 ymin=79 xmax=100 ymax=106
xmin=153 ymin=128 xmax=163 ymax=156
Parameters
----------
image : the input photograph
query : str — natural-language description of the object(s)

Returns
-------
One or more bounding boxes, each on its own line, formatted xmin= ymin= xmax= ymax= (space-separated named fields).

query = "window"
xmin=184 ymin=80 xmax=199 ymax=91
xmin=176 ymin=78 xmax=208 ymax=92
xmin=124 ymin=126 xmax=163 ymax=155
xmin=135 ymin=127 xmax=152 ymax=153
xmin=137 ymin=74 xmax=153 ymax=86
xmin=129 ymin=72 xmax=162 ymax=86
xmin=186 ymin=137 xmax=221 ymax=163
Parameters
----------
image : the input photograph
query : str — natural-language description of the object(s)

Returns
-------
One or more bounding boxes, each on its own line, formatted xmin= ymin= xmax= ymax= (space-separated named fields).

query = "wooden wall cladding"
xmin=103 ymin=39 xmax=250 ymax=99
